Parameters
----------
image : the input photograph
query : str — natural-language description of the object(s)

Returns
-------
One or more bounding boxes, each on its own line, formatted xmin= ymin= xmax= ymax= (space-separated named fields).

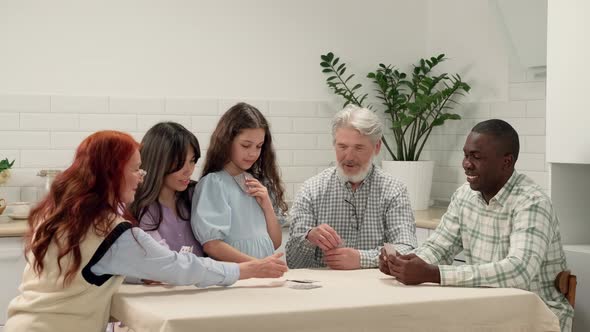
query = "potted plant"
xmin=320 ymin=52 xmax=470 ymax=209
xmin=0 ymin=158 xmax=15 ymax=215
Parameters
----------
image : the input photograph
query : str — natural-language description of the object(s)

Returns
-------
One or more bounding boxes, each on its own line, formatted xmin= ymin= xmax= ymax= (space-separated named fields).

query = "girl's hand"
xmin=245 ymin=178 xmax=272 ymax=210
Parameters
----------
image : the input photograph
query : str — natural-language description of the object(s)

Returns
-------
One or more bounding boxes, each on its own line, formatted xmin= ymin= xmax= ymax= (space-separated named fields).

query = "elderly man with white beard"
xmin=285 ymin=105 xmax=417 ymax=269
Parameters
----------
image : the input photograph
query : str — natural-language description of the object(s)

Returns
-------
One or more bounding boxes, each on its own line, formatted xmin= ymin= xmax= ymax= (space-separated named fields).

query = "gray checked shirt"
xmin=286 ymin=165 xmax=417 ymax=268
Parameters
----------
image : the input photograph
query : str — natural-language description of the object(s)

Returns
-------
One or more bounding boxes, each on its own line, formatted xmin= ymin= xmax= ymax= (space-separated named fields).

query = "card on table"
xmin=288 ymin=283 xmax=323 ymax=290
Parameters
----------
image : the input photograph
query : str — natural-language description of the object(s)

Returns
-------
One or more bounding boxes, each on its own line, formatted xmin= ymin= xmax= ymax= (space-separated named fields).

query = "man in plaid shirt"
xmin=380 ymin=119 xmax=573 ymax=331
xmin=286 ymin=105 xmax=417 ymax=270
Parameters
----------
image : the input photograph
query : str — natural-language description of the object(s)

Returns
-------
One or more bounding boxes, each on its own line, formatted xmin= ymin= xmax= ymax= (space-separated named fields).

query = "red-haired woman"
xmin=4 ymin=130 xmax=287 ymax=332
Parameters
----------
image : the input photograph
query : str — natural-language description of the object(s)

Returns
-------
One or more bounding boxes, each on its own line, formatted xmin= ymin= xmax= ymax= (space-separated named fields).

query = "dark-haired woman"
xmin=130 ymin=122 xmax=203 ymax=255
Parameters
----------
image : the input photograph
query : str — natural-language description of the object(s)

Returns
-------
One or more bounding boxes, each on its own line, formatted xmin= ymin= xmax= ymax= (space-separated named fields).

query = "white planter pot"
xmin=381 ymin=160 xmax=434 ymax=210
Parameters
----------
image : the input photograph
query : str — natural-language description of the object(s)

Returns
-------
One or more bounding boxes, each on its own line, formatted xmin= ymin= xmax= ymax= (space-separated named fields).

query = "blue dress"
xmin=191 ymin=170 xmax=275 ymax=259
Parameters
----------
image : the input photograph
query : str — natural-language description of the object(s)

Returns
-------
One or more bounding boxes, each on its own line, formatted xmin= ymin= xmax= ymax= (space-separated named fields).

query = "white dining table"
xmin=110 ymin=268 xmax=560 ymax=332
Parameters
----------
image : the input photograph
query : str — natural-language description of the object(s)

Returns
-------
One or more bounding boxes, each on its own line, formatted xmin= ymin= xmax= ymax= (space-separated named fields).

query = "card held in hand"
xmin=233 ymin=172 xmax=254 ymax=192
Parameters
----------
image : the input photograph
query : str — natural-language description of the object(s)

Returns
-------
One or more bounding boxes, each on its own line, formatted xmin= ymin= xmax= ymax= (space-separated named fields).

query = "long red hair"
xmin=25 ymin=130 xmax=139 ymax=285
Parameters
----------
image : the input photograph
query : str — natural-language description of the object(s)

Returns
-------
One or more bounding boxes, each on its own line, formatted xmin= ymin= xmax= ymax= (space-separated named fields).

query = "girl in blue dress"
xmin=192 ymin=102 xmax=288 ymax=262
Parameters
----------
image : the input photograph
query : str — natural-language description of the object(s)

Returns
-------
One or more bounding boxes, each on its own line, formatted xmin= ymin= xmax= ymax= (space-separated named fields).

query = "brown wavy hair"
xmin=25 ymin=131 xmax=139 ymax=285
xmin=200 ymin=102 xmax=287 ymax=213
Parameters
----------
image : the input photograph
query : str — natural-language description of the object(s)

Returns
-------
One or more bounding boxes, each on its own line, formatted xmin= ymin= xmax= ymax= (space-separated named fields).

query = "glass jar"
xmin=37 ymin=169 xmax=61 ymax=199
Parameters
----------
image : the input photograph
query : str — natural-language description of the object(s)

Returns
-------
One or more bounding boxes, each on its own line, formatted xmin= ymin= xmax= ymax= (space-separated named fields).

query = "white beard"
xmin=336 ymin=159 xmax=373 ymax=184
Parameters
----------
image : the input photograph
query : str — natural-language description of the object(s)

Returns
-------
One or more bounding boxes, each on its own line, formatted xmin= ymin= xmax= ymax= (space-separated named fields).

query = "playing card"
xmin=233 ymin=172 xmax=254 ymax=192
xmin=286 ymin=279 xmax=318 ymax=284
xmin=383 ymin=243 xmax=397 ymax=256
xmin=288 ymin=283 xmax=322 ymax=290
xmin=179 ymin=246 xmax=194 ymax=254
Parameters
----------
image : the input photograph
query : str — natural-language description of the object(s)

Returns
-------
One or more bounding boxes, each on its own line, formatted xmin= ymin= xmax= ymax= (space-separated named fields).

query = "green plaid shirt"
xmin=414 ymin=171 xmax=573 ymax=331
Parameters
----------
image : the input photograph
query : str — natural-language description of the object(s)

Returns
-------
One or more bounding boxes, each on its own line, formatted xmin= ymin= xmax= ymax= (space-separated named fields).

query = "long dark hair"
xmin=201 ymin=102 xmax=287 ymax=213
xmin=26 ymin=131 xmax=139 ymax=285
xmin=129 ymin=122 xmax=200 ymax=231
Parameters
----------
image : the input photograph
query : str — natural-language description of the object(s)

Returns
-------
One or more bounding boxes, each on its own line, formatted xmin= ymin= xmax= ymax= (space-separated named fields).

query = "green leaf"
xmin=322 ymin=68 xmax=332 ymax=73
xmin=320 ymin=62 xmax=330 ymax=68
xmin=431 ymin=118 xmax=444 ymax=126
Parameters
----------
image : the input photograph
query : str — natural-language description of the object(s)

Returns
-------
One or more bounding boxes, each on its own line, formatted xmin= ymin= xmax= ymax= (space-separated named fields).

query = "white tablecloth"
xmin=111 ymin=268 xmax=560 ymax=332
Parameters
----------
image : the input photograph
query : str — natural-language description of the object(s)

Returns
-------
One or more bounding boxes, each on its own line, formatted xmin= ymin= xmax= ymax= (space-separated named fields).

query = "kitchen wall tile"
xmin=51 ymin=95 xmax=108 ymax=113
xmin=20 ymin=113 xmax=79 ymax=130
xmin=280 ymin=166 xmax=317 ymax=182
xmin=517 ymin=153 xmax=546 ymax=172
xmin=79 ymin=114 xmax=137 ymax=131
xmin=292 ymin=150 xmax=334 ymax=166
xmin=110 ymin=97 xmax=165 ymax=114
xmin=51 ymin=132 xmax=94 ymax=148
xmin=268 ymin=117 xmax=292 ymax=133
xmin=274 ymin=134 xmax=316 ymax=149
xmin=269 ymin=101 xmax=316 ymax=117
xmin=316 ymin=101 xmax=339 ymax=118
xmin=509 ymin=82 xmax=546 ymax=100
xmin=166 ymin=98 xmax=218 ymax=115
xmin=292 ymin=118 xmax=331 ymax=133
xmin=490 ymin=101 xmax=526 ymax=118
xmin=0 ymin=95 xmax=50 ymax=113
xmin=21 ymin=150 xmax=75 ymax=168
xmin=522 ymin=136 xmax=546 ymax=154
xmin=0 ymin=113 xmax=19 ymax=130
xmin=506 ymin=117 xmax=545 ymax=136
xmin=0 ymin=132 xmax=50 ymax=149
xmin=526 ymin=100 xmax=546 ymax=118
xmin=138 ymin=115 xmax=192 ymax=131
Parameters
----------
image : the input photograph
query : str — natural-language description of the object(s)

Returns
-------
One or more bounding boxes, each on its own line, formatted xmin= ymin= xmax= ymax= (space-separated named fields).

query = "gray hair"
xmin=331 ymin=105 xmax=383 ymax=144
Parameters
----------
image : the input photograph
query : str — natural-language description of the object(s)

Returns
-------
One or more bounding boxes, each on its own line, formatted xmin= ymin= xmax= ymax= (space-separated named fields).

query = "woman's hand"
xmin=141 ymin=279 xmax=163 ymax=285
xmin=239 ymin=253 xmax=288 ymax=279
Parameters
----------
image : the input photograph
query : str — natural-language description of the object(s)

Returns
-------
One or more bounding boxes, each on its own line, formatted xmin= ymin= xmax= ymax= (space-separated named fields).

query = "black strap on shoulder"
xmin=82 ymin=222 xmax=132 ymax=286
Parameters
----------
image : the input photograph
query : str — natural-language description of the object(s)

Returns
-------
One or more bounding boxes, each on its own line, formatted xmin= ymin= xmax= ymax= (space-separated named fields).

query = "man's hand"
xmin=306 ymin=224 xmax=342 ymax=251
xmin=323 ymin=247 xmax=360 ymax=270
xmin=378 ymin=248 xmax=392 ymax=276
xmin=387 ymin=253 xmax=441 ymax=285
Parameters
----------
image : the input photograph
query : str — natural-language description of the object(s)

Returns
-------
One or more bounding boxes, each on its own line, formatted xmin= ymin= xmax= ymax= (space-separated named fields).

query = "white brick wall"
xmin=0 ymin=95 xmax=336 ymax=204
xmin=424 ymin=65 xmax=548 ymax=202
xmin=0 ymin=89 xmax=549 ymax=206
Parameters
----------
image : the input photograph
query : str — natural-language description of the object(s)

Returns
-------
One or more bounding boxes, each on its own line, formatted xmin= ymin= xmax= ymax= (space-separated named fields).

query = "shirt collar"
xmin=469 ymin=170 xmax=518 ymax=207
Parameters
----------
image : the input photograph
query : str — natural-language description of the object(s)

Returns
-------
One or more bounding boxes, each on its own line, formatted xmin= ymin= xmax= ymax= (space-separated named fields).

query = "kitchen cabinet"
xmin=0 ymin=237 xmax=26 ymax=328
xmin=547 ymin=0 xmax=590 ymax=164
